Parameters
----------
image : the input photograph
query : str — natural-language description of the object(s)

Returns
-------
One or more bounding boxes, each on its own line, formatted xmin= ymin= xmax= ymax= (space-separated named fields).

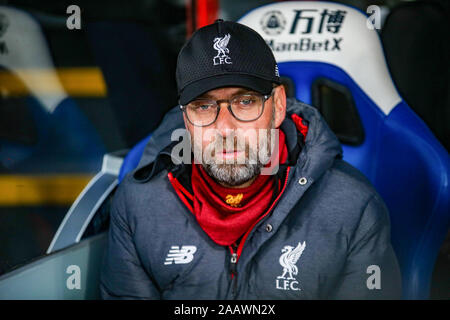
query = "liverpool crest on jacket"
xmin=276 ymin=241 xmax=306 ymax=291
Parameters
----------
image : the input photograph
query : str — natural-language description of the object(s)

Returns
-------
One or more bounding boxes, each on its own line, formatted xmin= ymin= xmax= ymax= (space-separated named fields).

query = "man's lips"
xmin=220 ymin=150 xmax=245 ymax=160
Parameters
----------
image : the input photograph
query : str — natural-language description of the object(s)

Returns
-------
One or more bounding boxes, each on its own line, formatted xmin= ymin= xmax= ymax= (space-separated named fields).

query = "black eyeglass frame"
xmin=179 ymin=88 xmax=275 ymax=127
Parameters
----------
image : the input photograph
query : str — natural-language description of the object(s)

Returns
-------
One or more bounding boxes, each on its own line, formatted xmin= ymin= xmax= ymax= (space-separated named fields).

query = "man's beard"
xmin=203 ymin=150 xmax=263 ymax=187
xmin=193 ymin=113 xmax=276 ymax=187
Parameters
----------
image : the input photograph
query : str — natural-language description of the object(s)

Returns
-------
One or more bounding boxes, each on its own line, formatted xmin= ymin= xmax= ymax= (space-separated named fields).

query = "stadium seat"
xmin=118 ymin=134 xmax=151 ymax=183
xmin=237 ymin=1 xmax=450 ymax=299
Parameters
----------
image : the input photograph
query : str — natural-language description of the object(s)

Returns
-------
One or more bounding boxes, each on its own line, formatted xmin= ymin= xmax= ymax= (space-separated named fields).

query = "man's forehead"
xmin=197 ymin=86 xmax=259 ymax=99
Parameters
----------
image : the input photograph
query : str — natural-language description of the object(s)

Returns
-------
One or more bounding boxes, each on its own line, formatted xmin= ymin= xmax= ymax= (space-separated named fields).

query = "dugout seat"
xmin=118 ymin=134 xmax=151 ymax=183
xmin=237 ymin=1 xmax=450 ymax=299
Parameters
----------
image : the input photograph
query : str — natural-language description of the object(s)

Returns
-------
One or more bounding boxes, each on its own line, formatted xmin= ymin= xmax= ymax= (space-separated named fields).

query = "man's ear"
xmin=273 ymin=85 xmax=287 ymax=128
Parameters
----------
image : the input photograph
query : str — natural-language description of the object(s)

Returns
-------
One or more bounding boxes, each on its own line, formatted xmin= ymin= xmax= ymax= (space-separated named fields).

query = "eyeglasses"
xmin=180 ymin=89 xmax=274 ymax=127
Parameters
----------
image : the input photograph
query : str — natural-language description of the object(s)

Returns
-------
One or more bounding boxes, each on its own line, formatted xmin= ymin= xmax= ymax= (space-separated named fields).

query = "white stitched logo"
xmin=276 ymin=241 xmax=306 ymax=291
xmin=213 ymin=33 xmax=232 ymax=65
xmin=164 ymin=245 xmax=197 ymax=265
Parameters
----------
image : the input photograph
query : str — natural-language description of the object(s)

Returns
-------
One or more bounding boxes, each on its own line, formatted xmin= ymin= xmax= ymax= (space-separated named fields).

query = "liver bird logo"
xmin=277 ymin=241 xmax=306 ymax=280
xmin=213 ymin=33 xmax=231 ymax=59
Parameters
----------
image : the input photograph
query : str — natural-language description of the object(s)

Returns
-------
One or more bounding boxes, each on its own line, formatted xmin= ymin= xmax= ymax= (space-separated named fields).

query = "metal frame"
xmin=46 ymin=150 xmax=126 ymax=254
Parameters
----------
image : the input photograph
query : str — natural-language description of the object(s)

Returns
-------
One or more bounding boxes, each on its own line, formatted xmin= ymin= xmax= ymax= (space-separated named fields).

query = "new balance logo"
xmin=164 ymin=245 xmax=197 ymax=265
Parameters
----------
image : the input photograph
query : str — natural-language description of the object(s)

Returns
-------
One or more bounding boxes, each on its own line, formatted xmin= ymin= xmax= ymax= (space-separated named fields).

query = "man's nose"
xmin=214 ymin=102 xmax=237 ymax=136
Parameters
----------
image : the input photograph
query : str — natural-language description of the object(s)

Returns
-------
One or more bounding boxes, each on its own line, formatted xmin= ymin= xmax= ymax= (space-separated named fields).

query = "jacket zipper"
xmin=229 ymin=244 xmax=238 ymax=297
xmin=226 ymin=166 xmax=291 ymax=298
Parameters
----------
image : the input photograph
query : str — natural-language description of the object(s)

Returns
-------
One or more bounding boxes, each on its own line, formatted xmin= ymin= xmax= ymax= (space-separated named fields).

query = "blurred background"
xmin=0 ymin=0 xmax=448 ymax=299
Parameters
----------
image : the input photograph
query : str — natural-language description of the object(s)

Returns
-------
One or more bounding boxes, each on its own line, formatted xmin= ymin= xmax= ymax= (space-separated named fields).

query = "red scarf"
xmin=190 ymin=130 xmax=288 ymax=246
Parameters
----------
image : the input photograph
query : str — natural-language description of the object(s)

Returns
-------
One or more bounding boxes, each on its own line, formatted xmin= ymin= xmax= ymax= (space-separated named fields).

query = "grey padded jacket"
xmin=100 ymin=98 xmax=402 ymax=300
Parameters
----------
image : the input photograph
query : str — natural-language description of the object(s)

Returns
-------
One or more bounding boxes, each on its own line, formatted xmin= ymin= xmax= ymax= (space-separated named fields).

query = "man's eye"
xmin=239 ymin=98 xmax=256 ymax=106
xmin=192 ymin=103 xmax=213 ymax=111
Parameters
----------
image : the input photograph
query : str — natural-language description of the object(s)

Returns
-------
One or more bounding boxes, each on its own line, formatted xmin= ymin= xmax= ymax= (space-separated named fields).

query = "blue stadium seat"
xmin=116 ymin=1 xmax=449 ymax=299
xmin=118 ymin=134 xmax=151 ymax=183
xmin=238 ymin=1 xmax=450 ymax=299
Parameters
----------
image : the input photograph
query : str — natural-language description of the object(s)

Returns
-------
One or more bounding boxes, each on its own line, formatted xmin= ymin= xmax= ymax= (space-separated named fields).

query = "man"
xmin=100 ymin=20 xmax=401 ymax=299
